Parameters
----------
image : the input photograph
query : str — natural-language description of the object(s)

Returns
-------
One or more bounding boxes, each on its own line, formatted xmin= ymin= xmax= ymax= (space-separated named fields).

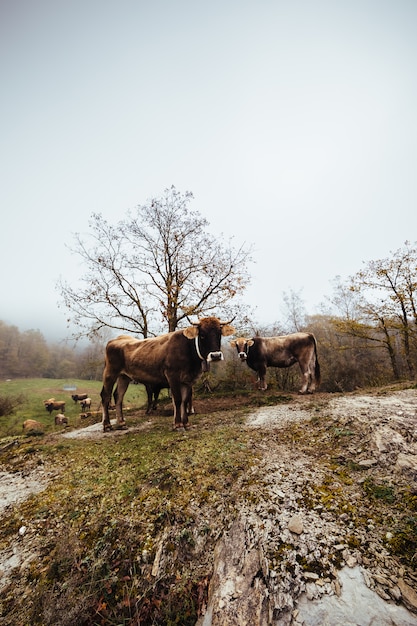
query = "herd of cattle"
xmin=23 ymin=317 xmax=321 ymax=434
xmin=100 ymin=316 xmax=320 ymax=433
xmin=23 ymin=394 xmax=94 ymax=433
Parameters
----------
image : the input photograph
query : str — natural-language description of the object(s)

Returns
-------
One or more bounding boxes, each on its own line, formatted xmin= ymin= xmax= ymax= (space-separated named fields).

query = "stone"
xmin=288 ymin=515 xmax=303 ymax=535
xmin=396 ymin=454 xmax=417 ymax=472
xmin=296 ymin=567 xmax=417 ymax=626
xmin=373 ymin=426 xmax=405 ymax=453
xmin=398 ymin=578 xmax=417 ymax=613
xmin=389 ymin=585 xmax=402 ymax=602
xmin=358 ymin=459 xmax=378 ymax=467
xmin=373 ymin=573 xmax=390 ymax=586
xmin=306 ymin=582 xmax=319 ymax=600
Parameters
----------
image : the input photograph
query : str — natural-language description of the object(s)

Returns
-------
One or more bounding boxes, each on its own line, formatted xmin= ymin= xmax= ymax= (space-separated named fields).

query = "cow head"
xmin=230 ymin=337 xmax=254 ymax=361
xmin=183 ymin=316 xmax=235 ymax=368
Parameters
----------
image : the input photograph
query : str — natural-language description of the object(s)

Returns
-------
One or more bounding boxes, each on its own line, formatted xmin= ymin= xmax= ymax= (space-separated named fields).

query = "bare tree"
xmin=327 ymin=244 xmax=417 ymax=380
xmin=352 ymin=242 xmax=417 ymax=378
xmin=281 ymin=289 xmax=307 ymax=332
xmin=58 ymin=187 xmax=253 ymax=339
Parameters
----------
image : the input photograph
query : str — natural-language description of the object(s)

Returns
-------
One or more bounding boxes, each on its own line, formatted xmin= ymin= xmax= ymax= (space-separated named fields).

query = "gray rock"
xmin=296 ymin=567 xmax=417 ymax=626
xmin=288 ymin=515 xmax=303 ymax=535
xmin=398 ymin=578 xmax=417 ymax=613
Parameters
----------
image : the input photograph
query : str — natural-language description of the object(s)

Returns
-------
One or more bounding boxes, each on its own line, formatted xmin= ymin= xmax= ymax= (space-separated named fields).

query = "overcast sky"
xmin=1 ymin=0 xmax=417 ymax=340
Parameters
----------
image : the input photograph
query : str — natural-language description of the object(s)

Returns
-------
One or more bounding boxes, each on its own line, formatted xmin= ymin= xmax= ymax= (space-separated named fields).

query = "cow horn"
xmin=185 ymin=315 xmax=199 ymax=326
xmin=220 ymin=317 xmax=235 ymax=326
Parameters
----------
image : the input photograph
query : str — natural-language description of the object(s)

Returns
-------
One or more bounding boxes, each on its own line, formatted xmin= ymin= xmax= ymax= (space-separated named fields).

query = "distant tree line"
xmin=0 ymin=321 xmax=104 ymax=380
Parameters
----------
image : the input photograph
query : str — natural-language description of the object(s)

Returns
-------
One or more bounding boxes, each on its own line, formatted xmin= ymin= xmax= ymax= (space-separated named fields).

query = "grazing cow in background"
xmin=44 ymin=400 xmax=66 ymax=414
xmin=144 ymin=382 xmax=167 ymax=414
xmin=101 ymin=317 xmax=234 ymax=432
xmin=23 ymin=419 xmax=43 ymax=432
xmin=114 ymin=376 xmax=193 ymax=416
xmin=231 ymin=332 xmax=320 ymax=394
xmin=80 ymin=397 xmax=92 ymax=411
xmin=113 ymin=377 xmax=169 ymax=415
xmin=71 ymin=393 xmax=88 ymax=403
xmin=54 ymin=413 xmax=68 ymax=426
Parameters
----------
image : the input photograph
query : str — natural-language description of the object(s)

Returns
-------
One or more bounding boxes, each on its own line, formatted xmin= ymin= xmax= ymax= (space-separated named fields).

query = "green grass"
xmin=0 ymin=378 xmax=169 ymax=438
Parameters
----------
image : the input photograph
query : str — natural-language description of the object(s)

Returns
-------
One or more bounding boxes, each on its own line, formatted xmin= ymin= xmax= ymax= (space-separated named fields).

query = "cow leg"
xmin=170 ymin=383 xmax=191 ymax=429
xmin=307 ymin=361 xmax=316 ymax=392
xmin=257 ymin=366 xmax=268 ymax=391
xmin=181 ymin=385 xmax=193 ymax=428
xmin=187 ymin=388 xmax=194 ymax=415
xmin=169 ymin=382 xmax=183 ymax=429
xmin=145 ymin=384 xmax=154 ymax=414
xmin=152 ymin=388 xmax=161 ymax=411
xmin=145 ymin=384 xmax=161 ymax=414
xmin=113 ymin=374 xmax=130 ymax=428
xmin=101 ymin=373 xmax=117 ymax=432
xmin=298 ymin=362 xmax=310 ymax=394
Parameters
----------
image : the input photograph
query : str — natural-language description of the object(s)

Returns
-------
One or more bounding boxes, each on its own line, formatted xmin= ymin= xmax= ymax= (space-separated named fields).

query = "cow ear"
xmin=183 ymin=326 xmax=199 ymax=339
xmin=230 ymin=339 xmax=236 ymax=347
xmin=247 ymin=339 xmax=254 ymax=346
xmin=221 ymin=324 xmax=235 ymax=337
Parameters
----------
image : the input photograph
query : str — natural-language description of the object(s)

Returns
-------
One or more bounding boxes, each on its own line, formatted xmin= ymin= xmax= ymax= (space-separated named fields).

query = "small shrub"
xmin=363 ymin=478 xmax=396 ymax=503
xmin=0 ymin=393 xmax=24 ymax=417
xmin=388 ymin=516 xmax=417 ymax=563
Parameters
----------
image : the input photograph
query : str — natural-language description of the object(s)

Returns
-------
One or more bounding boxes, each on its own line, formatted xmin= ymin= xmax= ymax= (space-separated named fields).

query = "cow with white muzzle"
xmin=231 ymin=332 xmax=320 ymax=394
xmin=100 ymin=317 xmax=234 ymax=431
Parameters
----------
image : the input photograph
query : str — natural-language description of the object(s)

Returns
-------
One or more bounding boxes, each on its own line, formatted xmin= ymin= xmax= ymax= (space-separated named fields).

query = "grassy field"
xmin=0 ymin=378 xmax=169 ymax=438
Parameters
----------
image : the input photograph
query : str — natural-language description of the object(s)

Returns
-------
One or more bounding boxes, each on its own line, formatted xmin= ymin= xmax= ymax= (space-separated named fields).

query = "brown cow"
xmin=71 ymin=393 xmax=88 ymax=403
xmin=54 ymin=413 xmax=68 ymax=426
xmin=231 ymin=332 xmax=320 ymax=393
xmin=44 ymin=400 xmax=65 ymax=415
xmin=80 ymin=397 xmax=92 ymax=411
xmin=100 ymin=317 xmax=234 ymax=432
xmin=23 ymin=419 xmax=43 ymax=432
xmin=44 ymin=400 xmax=66 ymax=414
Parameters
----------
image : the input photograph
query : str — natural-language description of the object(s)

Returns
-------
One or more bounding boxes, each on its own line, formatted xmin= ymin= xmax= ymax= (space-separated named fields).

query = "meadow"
xmin=0 ymin=378 xmax=165 ymax=438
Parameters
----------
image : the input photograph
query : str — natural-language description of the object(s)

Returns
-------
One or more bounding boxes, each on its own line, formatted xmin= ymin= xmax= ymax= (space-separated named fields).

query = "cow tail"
xmin=313 ymin=336 xmax=321 ymax=386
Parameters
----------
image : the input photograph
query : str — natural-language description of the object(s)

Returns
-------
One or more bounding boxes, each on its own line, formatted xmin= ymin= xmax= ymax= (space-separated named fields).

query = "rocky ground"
xmin=1 ymin=387 xmax=417 ymax=625
xmin=198 ymin=390 xmax=417 ymax=625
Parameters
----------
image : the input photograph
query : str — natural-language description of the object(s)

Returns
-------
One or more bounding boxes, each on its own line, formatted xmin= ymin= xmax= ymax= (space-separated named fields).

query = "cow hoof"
xmin=173 ymin=424 xmax=184 ymax=431
xmin=103 ymin=425 xmax=113 ymax=432
xmin=115 ymin=423 xmax=127 ymax=430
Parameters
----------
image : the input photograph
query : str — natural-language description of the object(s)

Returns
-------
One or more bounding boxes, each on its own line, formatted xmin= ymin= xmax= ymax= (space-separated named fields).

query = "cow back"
xmin=249 ymin=334 xmax=315 ymax=368
xmin=105 ymin=331 xmax=199 ymax=386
